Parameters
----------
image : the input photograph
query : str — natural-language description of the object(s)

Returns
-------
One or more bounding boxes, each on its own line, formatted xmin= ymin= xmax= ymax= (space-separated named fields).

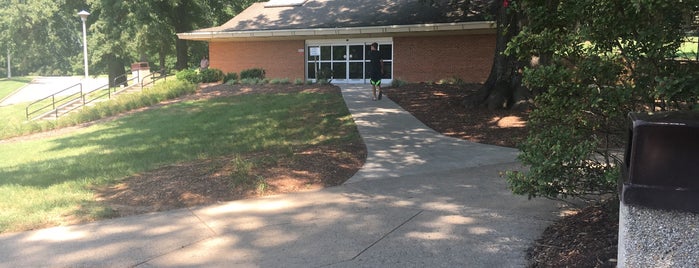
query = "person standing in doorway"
xmin=200 ymin=56 xmax=209 ymax=70
xmin=368 ymin=42 xmax=384 ymax=101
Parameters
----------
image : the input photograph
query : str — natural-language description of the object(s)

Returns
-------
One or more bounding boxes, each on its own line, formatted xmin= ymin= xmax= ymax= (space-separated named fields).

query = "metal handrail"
xmin=24 ymin=71 xmax=141 ymax=121
xmin=26 ymin=83 xmax=82 ymax=120
xmin=141 ymin=69 xmax=168 ymax=88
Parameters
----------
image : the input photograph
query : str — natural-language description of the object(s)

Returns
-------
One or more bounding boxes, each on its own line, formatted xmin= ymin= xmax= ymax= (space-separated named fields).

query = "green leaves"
xmin=1 ymin=0 xmax=258 ymax=76
xmin=506 ymin=0 xmax=699 ymax=200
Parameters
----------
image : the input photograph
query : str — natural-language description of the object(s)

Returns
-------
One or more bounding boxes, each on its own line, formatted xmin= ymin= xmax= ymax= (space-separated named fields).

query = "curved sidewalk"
xmin=0 ymin=85 xmax=566 ymax=267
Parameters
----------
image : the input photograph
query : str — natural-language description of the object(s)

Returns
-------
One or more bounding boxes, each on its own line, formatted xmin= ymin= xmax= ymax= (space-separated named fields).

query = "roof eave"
xmin=177 ymin=21 xmax=496 ymax=41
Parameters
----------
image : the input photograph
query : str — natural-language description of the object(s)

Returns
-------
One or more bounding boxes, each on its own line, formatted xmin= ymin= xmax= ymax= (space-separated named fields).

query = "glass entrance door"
xmin=348 ymin=45 xmax=365 ymax=83
xmin=306 ymin=41 xmax=392 ymax=84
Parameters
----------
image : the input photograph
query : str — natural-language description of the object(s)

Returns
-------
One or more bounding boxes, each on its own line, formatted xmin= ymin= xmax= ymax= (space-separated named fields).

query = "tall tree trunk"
xmin=174 ymin=3 xmax=191 ymax=70
xmin=175 ymin=38 xmax=188 ymax=70
xmin=464 ymin=1 xmax=530 ymax=110
xmin=106 ymin=54 xmax=126 ymax=87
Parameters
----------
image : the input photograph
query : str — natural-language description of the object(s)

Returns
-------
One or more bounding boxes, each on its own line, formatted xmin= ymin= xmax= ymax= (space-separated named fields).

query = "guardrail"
xmin=25 ymin=72 xmax=142 ymax=121
xmin=141 ymin=69 xmax=168 ymax=88
xmin=26 ymin=83 xmax=83 ymax=121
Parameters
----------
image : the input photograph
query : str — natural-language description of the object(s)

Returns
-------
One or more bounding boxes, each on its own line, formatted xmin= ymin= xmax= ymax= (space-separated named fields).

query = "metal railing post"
xmin=53 ymin=95 xmax=57 ymax=118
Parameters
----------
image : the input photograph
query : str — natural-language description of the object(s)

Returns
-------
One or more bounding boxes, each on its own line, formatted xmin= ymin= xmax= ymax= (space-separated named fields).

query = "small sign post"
xmin=309 ymin=46 xmax=320 ymax=57
xmin=310 ymin=47 xmax=320 ymax=80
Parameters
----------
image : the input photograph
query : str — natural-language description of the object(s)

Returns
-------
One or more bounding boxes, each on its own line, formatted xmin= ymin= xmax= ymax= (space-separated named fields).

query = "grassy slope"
xmin=0 ymin=90 xmax=358 ymax=232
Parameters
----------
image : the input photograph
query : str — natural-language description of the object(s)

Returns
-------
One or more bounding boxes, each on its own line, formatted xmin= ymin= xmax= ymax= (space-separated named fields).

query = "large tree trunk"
xmin=174 ymin=3 xmax=191 ymax=71
xmin=175 ymin=39 xmax=188 ymax=70
xmin=464 ymin=1 xmax=530 ymax=110
xmin=106 ymin=54 xmax=127 ymax=87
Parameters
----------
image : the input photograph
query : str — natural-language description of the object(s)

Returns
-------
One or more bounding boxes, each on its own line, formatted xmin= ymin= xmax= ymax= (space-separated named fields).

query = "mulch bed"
xmin=382 ymin=83 xmax=529 ymax=148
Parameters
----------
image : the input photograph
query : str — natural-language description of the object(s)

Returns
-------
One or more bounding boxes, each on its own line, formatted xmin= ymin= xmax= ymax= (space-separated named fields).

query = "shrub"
xmin=240 ymin=68 xmax=266 ymax=79
xmin=294 ymin=78 xmax=304 ymax=85
xmin=224 ymin=72 xmax=238 ymax=84
xmin=200 ymin=68 xmax=224 ymax=83
xmin=504 ymin=0 xmax=698 ymax=201
xmin=239 ymin=78 xmax=267 ymax=85
xmin=317 ymin=68 xmax=333 ymax=82
xmin=436 ymin=77 xmax=464 ymax=85
xmin=175 ymin=69 xmax=201 ymax=83
xmin=391 ymin=79 xmax=408 ymax=87
xmin=270 ymin=78 xmax=290 ymax=84
xmin=58 ymin=79 xmax=197 ymax=128
xmin=316 ymin=79 xmax=331 ymax=85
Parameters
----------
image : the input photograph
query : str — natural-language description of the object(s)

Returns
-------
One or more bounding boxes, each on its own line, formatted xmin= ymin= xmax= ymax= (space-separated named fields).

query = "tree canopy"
xmin=0 ymin=0 xmax=261 ymax=77
xmin=505 ymin=0 xmax=699 ymax=200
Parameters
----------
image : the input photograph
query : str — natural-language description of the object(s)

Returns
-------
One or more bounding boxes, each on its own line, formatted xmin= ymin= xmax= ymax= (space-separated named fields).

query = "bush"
xmin=59 ymin=79 xmax=196 ymax=128
xmin=240 ymin=68 xmax=266 ymax=79
xmin=224 ymin=72 xmax=238 ymax=84
xmin=317 ymin=68 xmax=332 ymax=81
xmin=391 ymin=79 xmax=408 ymax=87
xmin=504 ymin=0 xmax=698 ymax=201
xmin=200 ymin=68 xmax=224 ymax=83
xmin=175 ymin=69 xmax=201 ymax=83
xmin=269 ymin=78 xmax=290 ymax=84
xmin=437 ymin=77 xmax=465 ymax=85
xmin=239 ymin=78 xmax=267 ymax=85
xmin=294 ymin=78 xmax=305 ymax=85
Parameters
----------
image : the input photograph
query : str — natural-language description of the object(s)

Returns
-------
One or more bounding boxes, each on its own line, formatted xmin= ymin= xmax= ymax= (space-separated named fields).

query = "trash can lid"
xmin=630 ymin=111 xmax=699 ymax=127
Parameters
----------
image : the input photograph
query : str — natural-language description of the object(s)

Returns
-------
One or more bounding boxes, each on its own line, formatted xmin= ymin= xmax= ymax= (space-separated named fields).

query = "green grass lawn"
xmin=678 ymin=36 xmax=698 ymax=60
xmin=0 ymin=88 xmax=359 ymax=233
xmin=0 ymin=77 xmax=33 ymax=101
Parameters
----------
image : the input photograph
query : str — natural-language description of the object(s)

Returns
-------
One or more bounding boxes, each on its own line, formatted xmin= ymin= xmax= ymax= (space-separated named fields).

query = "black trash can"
xmin=620 ymin=111 xmax=699 ymax=213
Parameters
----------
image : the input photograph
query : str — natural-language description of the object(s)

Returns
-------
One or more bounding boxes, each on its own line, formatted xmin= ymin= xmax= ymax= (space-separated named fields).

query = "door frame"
xmin=306 ymin=38 xmax=393 ymax=84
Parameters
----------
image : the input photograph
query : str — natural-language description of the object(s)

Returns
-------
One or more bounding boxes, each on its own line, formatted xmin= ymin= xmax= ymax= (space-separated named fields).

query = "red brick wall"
xmin=207 ymin=35 xmax=495 ymax=83
xmin=209 ymin=40 xmax=306 ymax=80
xmin=393 ymin=34 xmax=495 ymax=83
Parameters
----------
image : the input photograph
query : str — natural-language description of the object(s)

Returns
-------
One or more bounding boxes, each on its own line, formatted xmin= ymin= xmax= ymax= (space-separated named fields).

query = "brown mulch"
xmin=382 ymin=83 xmax=528 ymax=148
xmin=526 ymin=200 xmax=619 ymax=268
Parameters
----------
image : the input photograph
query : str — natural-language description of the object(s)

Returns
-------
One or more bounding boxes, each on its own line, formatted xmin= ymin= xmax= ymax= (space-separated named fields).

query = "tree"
xmin=0 ymin=0 xmax=257 ymax=76
xmin=419 ymin=0 xmax=531 ymax=110
xmin=505 ymin=0 xmax=699 ymax=200
xmin=463 ymin=0 xmax=530 ymax=110
xmin=91 ymin=0 xmax=258 ymax=72
xmin=0 ymin=0 xmax=84 ymax=76
xmin=171 ymin=0 xmax=261 ymax=70
xmin=87 ymin=0 xmax=132 ymax=86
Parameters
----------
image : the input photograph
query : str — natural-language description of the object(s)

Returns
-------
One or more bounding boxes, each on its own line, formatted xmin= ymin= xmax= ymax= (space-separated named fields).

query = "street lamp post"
xmin=6 ymin=48 xmax=10 ymax=78
xmin=78 ymin=10 xmax=90 ymax=79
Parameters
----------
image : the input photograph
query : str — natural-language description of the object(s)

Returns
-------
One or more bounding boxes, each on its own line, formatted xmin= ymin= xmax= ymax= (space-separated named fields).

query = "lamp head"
xmin=78 ymin=10 xmax=90 ymax=22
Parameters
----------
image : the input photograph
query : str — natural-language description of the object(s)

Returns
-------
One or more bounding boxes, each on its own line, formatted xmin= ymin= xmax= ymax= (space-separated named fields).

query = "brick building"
xmin=177 ymin=0 xmax=496 ymax=84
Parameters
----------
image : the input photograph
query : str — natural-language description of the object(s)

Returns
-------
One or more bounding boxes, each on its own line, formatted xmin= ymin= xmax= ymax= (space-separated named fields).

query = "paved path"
xmin=0 ymin=84 xmax=566 ymax=267
xmin=0 ymin=76 xmax=108 ymax=106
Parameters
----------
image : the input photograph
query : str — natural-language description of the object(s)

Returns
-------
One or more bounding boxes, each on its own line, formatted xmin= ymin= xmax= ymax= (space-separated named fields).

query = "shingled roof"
xmin=179 ymin=0 xmax=495 ymax=41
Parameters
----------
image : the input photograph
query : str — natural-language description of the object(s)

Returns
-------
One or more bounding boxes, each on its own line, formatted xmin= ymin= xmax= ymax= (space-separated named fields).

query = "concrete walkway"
xmin=0 ymin=84 xmax=566 ymax=267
